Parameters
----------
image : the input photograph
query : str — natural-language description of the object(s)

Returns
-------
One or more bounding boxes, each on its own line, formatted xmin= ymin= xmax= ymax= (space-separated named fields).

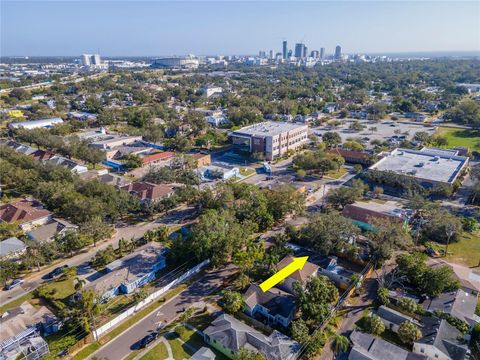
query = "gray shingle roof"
xmin=0 ymin=237 xmax=26 ymax=258
xmin=244 ymin=284 xmax=295 ymax=319
xmin=422 ymin=289 xmax=479 ymax=326
xmin=376 ymin=306 xmax=419 ymax=327
xmin=204 ymin=313 xmax=300 ymax=360
xmin=416 ymin=317 xmax=468 ymax=360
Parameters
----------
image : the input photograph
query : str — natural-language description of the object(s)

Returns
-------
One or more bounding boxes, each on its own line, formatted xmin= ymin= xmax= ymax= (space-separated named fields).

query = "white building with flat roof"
xmin=230 ymin=121 xmax=308 ymax=160
xmin=8 ymin=117 xmax=64 ymax=130
xmin=369 ymin=148 xmax=469 ymax=187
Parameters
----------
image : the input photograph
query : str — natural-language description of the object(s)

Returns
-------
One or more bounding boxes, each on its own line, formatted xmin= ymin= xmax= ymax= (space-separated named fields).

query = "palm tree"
xmin=331 ymin=335 xmax=350 ymax=354
xmin=74 ymin=277 xmax=86 ymax=291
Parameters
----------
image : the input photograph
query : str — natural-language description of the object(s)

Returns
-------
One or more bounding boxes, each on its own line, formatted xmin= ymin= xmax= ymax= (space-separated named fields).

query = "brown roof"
xmin=277 ymin=255 xmax=319 ymax=283
xmin=30 ymin=149 xmax=55 ymax=161
xmin=328 ymin=148 xmax=370 ymax=161
xmin=0 ymin=200 xmax=51 ymax=224
xmin=142 ymin=151 xmax=175 ymax=165
xmin=121 ymin=182 xmax=175 ymax=201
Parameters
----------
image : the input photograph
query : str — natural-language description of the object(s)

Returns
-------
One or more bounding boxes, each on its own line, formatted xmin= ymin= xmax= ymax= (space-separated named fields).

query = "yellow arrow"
xmin=259 ymin=256 xmax=309 ymax=292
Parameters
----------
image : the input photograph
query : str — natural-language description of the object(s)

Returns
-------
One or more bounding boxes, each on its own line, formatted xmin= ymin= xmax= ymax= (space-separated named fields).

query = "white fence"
xmin=94 ymin=259 xmax=210 ymax=339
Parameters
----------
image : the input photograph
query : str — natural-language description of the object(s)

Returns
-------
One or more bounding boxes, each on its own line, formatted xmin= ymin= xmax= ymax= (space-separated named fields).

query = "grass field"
xmin=445 ymin=231 xmax=480 ymax=267
xmin=436 ymin=127 xmax=480 ymax=151
xmin=0 ymin=292 xmax=34 ymax=313
xmin=325 ymin=167 xmax=348 ymax=179
xmin=139 ymin=341 xmax=169 ymax=360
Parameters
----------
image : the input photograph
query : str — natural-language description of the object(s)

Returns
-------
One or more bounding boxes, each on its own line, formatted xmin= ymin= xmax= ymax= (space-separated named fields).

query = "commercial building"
xmin=369 ymin=148 xmax=469 ymax=188
xmin=8 ymin=117 xmax=64 ymax=130
xmin=151 ymin=56 xmax=199 ymax=69
xmin=229 ymin=121 xmax=308 ymax=161
xmin=320 ymin=47 xmax=325 ymax=59
xmin=282 ymin=41 xmax=288 ymax=59
xmin=81 ymin=54 xmax=102 ymax=67
xmin=203 ymin=313 xmax=300 ymax=360
xmin=342 ymin=200 xmax=409 ymax=230
xmin=335 ymin=45 xmax=342 ymax=60
xmin=294 ymin=43 xmax=306 ymax=58
xmin=84 ymin=242 xmax=166 ymax=300
xmin=200 ymin=86 xmax=223 ymax=98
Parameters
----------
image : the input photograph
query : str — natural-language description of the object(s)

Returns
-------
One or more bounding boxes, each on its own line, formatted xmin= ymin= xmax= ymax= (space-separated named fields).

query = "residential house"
xmin=30 ymin=149 xmax=55 ymax=161
xmin=276 ymin=255 xmax=319 ymax=294
xmin=413 ymin=317 xmax=469 ymax=360
xmin=421 ymin=289 xmax=480 ymax=327
xmin=84 ymin=242 xmax=166 ymax=300
xmin=0 ymin=200 xmax=52 ymax=231
xmin=0 ymin=301 xmax=60 ymax=344
xmin=243 ymin=284 xmax=295 ymax=327
xmin=376 ymin=306 xmax=421 ymax=333
xmin=203 ymin=313 xmax=300 ymax=360
xmin=188 ymin=347 xmax=216 ymax=360
xmin=27 ymin=218 xmax=78 ymax=244
xmin=317 ymin=257 xmax=360 ymax=290
xmin=121 ymin=182 xmax=175 ymax=203
xmin=0 ymin=237 xmax=27 ymax=259
xmin=45 ymin=155 xmax=88 ymax=174
xmin=349 ymin=330 xmax=428 ymax=360
xmin=427 ymin=259 xmax=480 ymax=293
xmin=98 ymin=173 xmax=132 ymax=188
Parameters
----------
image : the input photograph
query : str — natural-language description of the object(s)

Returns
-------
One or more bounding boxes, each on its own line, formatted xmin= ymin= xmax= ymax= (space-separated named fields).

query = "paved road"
xmin=90 ymin=265 xmax=236 ymax=360
xmin=0 ymin=206 xmax=196 ymax=306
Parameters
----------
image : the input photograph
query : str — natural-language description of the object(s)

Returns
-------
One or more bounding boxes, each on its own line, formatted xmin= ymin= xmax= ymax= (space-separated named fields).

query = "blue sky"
xmin=1 ymin=1 xmax=479 ymax=56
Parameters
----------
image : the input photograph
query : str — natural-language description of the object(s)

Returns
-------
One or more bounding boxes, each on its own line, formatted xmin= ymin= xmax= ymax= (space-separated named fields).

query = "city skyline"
xmin=1 ymin=1 xmax=479 ymax=57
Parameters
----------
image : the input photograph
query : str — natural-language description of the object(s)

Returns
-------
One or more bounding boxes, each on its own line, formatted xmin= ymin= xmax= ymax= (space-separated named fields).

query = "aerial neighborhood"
xmin=1 ymin=23 xmax=480 ymax=360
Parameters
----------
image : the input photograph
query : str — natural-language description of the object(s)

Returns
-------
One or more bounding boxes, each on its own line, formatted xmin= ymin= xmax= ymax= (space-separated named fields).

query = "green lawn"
xmin=170 ymin=338 xmax=192 ymax=359
xmin=324 ymin=167 xmax=348 ymax=179
xmin=139 ymin=341 xmax=169 ymax=360
xmin=0 ymin=292 xmax=34 ymax=313
xmin=239 ymin=167 xmax=256 ymax=177
xmin=41 ymin=277 xmax=75 ymax=301
xmin=436 ymin=127 xmax=480 ymax=151
xmin=445 ymin=231 xmax=480 ymax=267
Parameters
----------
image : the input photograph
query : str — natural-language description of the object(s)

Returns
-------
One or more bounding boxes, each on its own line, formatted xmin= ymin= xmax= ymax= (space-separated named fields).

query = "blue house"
xmin=243 ymin=284 xmax=295 ymax=328
xmin=84 ymin=242 xmax=166 ymax=301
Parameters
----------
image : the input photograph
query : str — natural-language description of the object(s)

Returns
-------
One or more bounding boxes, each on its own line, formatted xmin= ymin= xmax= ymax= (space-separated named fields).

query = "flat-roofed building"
xmin=8 ymin=117 xmax=64 ymax=130
xmin=369 ymin=148 xmax=469 ymax=188
xmin=230 ymin=121 xmax=308 ymax=161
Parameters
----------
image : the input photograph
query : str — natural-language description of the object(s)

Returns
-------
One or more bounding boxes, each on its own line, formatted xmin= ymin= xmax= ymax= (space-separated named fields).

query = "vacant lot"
xmin=446 ymin=231 xmax=480 ymax=267
xmin=436 ymin=127 xmax=480 ymax=151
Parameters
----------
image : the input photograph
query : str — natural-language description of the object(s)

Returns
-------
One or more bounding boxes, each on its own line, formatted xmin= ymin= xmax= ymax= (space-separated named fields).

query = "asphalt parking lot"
xmin=311 ymin=118 xmax=437 ymax=147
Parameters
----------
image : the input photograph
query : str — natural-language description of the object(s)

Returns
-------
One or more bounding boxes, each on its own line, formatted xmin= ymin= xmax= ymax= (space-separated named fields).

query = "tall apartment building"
xmin=81 ymin=54 xmax=102 ymax=66
xmin=230 ymin=122 xmax=308 ymax=160
xmin=294 ymin=43 xmax=306 ymax=58
xmin=320 ymin=48 xmax=325 ymax=59
xmin=335 ymin=45 xmax=342 ymax=60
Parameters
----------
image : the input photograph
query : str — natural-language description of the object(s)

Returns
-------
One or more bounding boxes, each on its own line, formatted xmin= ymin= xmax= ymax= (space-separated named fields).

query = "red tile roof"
xmin=121 ymin=182 xmax=175 ymax=201
xmin=142 ymin=151 xmax=175 ymax=165
xmin=30 ymin=150 xmax=55 ymax=161
xmin=0 ymin=200 xmax=51 ymax=224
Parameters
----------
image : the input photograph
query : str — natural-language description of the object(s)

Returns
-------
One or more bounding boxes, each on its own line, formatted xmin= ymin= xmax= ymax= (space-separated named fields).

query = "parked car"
xmin=44 ymin=265 xmax=68 ymax=280
xmin=139 ymin=332 xmax=159 ymax=348
xmin=5 ymin=278 xmax=24 ymax=290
